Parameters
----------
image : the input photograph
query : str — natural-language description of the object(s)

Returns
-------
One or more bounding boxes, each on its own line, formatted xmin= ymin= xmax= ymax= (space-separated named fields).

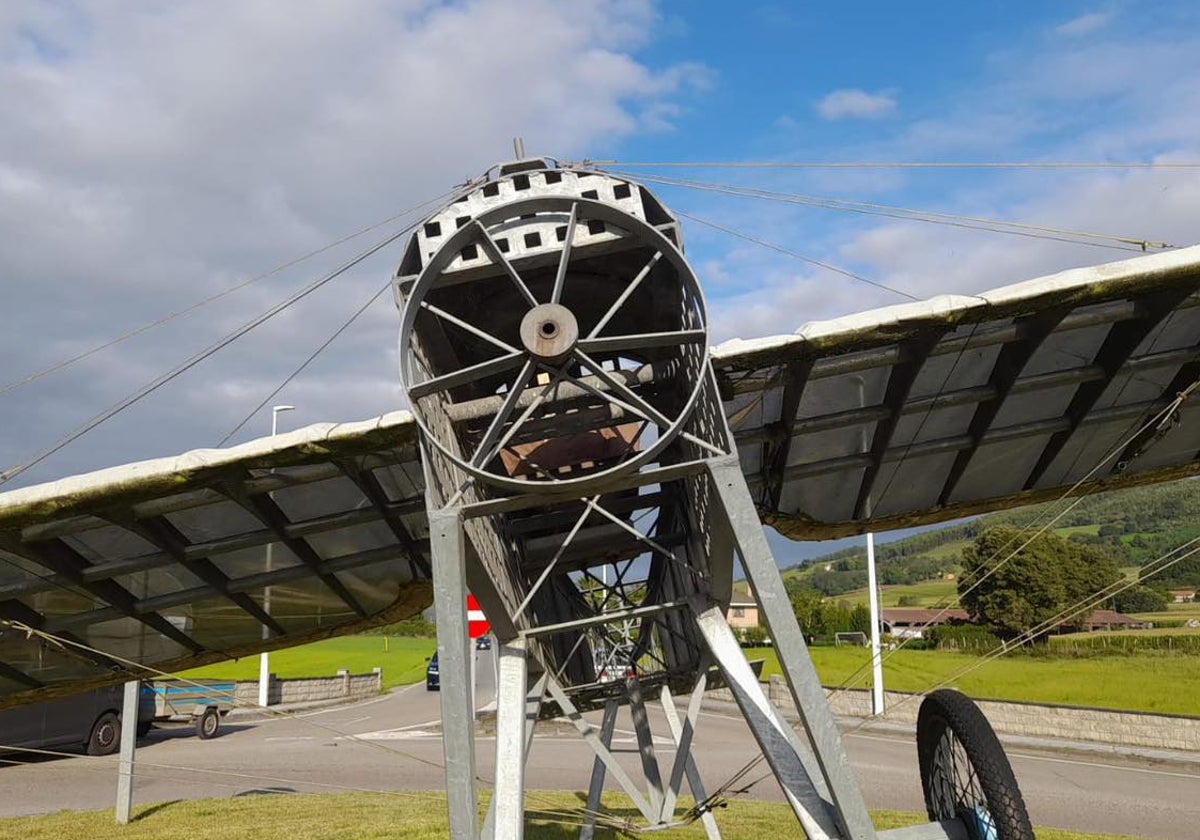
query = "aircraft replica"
xmin=1 ymin=156 xmax=1198 ymax=840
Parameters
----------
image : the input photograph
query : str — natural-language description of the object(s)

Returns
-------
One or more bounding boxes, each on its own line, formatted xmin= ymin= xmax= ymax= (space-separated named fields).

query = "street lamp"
xmin=259 ymin=405 xmax=295 ymax=707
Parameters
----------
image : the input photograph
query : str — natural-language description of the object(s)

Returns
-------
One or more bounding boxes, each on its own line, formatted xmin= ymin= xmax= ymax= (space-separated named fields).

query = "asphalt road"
xmin=1 ymin=660 xmax=1196 ymax=839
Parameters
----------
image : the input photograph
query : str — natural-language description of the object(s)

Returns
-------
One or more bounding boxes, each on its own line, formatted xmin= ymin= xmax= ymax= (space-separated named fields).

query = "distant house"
xmin=726 ymin=600 xmax=760 ymax=630
xmin=1169 ymin=589 xmax=1196 ymax=603
xmin=880 ymin=608 xmax=969 ymax=639
xmin=1073 ymin=610 xmax=1150 ymax=632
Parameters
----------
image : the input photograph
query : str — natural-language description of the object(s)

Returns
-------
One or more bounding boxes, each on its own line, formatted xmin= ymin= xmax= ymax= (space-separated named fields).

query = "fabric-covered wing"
xmin=3 ymin=245 xmax=1199 ymax=708
xmin=715 ymin=245 xmax=1200 ymax=540
xmin=0 ymin=413 xmax=430 ymax=708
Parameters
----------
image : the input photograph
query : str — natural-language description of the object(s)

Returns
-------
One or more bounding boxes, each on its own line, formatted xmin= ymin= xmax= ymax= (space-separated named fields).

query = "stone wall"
xmin=235 ymin=668 xmax=383 ymax=706
xmin=707 ymin=676 xmax=1200 ymax=752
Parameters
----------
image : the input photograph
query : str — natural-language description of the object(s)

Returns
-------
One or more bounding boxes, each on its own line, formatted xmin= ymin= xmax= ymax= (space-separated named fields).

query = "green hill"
xmin=774 ymin=478 xmax=1200 ymax=599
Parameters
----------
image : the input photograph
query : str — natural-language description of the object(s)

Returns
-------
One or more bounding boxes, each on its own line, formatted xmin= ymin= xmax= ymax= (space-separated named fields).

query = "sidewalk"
xmin=702 ymin=693 xmax=1200 ymax=768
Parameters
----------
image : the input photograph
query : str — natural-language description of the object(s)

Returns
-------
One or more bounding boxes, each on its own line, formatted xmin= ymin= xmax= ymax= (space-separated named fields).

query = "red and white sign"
xmin=467 ymin=594 xmax=490 ymax=639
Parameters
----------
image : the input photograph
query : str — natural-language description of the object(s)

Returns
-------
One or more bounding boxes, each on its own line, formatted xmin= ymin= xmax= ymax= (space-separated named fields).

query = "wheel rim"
xmin=927 ymin=719 xmax=997 ymax=840
xmin=202 ymin=714 xmax=217 ymax=736
xmin=96 ymin=719 xmax=117 ymax=749
xmin=399 ymin=195 xmax=708 ymax=494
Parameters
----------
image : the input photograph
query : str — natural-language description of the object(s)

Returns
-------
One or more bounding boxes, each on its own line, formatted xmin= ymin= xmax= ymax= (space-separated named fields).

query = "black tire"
xmin=136 ymin=720 xmax=153 ymax=738
xmin=196 ymin=707 xmax=220 ymax=739
xmin=917 ymin=689 xmax=1034 ymax=840
xmin=87 ymin=711 xmax=121 ymax=756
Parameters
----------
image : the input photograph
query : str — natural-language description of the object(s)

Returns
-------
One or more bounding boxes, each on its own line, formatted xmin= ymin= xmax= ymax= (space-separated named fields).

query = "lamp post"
xmin=259 ymin=405 xmax=295 ymax=707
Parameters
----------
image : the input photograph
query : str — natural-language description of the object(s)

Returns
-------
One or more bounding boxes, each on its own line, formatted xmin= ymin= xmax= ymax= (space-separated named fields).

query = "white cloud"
xmin=1056 ymin=11 xmax=1114 ymax=37
xmin=0 ymin=0 xmax=707 ymax=485
xmin=815 ymin=88 xmax=897 ymax=121
xmin=688 ymin=17 xmax=1200 ymax=345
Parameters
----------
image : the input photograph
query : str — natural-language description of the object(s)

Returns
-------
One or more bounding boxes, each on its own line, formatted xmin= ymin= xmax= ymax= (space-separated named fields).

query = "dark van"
xmin=0 ymin=684 xmax=156 ymax=757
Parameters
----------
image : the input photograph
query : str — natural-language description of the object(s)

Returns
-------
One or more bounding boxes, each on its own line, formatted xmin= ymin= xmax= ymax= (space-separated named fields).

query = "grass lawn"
xmin=0 ymin=792 xmax=1146 ymax=840
xmin=181 ymin=636 xmax=436 ymax=691
xmin=745 ymin=645 xmax=1200 ymax=715
xmin=839 ymin=578 xmax=959 ymax=608
xmin=1130 ymin=602 xmax=1200 ymax=624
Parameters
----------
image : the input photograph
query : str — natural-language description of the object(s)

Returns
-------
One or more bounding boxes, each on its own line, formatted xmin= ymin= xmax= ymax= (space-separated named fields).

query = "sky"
xmin=2 ymin=1 xmax=1199 ymax=563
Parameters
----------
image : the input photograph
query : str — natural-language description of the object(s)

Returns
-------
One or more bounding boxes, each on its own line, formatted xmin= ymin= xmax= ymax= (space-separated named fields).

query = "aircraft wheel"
xmin=917 ymin=689 xmax=1034 ymax=839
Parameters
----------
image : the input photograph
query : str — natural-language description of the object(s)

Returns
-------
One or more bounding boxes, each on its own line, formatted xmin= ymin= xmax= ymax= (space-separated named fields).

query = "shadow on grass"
xmin=132 ymin=800 xmax=183 ymax=821
xmin=232 ymin=787 xmax=297 ymax=798
xmin=524 ymin=793 xmax=645 ymax=839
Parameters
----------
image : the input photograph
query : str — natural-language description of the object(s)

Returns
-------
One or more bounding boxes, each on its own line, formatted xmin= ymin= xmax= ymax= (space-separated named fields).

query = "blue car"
xmin=426 ymin=652 xmax=440 ymax=690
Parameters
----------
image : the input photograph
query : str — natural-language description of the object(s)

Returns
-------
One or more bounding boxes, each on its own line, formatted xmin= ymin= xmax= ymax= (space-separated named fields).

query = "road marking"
xmin=264 ymin=736 xmax=315 ymax=742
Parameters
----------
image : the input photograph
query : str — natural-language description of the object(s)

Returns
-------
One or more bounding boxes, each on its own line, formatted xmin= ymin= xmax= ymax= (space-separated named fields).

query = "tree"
xmin=739 ymin=625 xmax=768 ymax=647
xmin=958 ymin=526 xmax=1119 ymax=638
xmin=788 ymin=586 xmax=827 ymax=637
xmin=1112 ymin=585 xmax=1168 ymax=614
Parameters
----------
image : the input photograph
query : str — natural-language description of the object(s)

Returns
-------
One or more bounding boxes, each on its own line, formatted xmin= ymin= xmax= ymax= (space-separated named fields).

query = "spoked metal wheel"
xmin=917 ymin=689 xmax=1034 ymax=840
xmin=399 ymin=195 xmax=709 ymax=494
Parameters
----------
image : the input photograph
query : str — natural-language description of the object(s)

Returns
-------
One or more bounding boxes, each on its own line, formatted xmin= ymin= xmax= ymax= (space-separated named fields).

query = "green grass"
xmin=1129 ymin=601 xmax=1200 ymax=623
xmin=181 ymin=636 xmax=435 ymax=691
xmin=838 ymin=578 xmax=959 ymax=608
xmin=745 ymin=645 xmax=1200 ymax=715
xmin=0 ymin=792 xmax=1145 ymax=840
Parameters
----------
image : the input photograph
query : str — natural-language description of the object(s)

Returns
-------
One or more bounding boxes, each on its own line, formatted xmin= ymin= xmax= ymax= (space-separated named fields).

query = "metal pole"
xmin=866 ymin=531 xmax=885 ymax=715
xmin=260 ymin=404 xmax=294 ymax=708
xmin=430 ymin=507 xmax=478 ymax=840
xmin=115 ymin=680 xmax=139 ymax=824
xmin=492 ymin=637 xmax=528 ymax=840
xmin=852 ymin=375 xmax=886 ymax=716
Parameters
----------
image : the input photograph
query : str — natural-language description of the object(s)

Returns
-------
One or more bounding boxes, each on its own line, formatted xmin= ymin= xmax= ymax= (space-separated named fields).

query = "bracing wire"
xmin=691 ymin=528 xmax=1200 ymax=819
xmin=674 ymin=211 xmax=919 ymax=302
xmin=612 ymin=170 xmax=1170 ymax=252
xmin=0 ymin=190 xmax=458 ymax=400
xmin=589 ymin=160 xmax=1200 ymax=170
xmin=825 ymin=377 xmax=1199 ymax=697
xmin=0 ymin=221 xmax=415 ymax=486
xmin=216 ymin=279 xmax=392 ymax=446
xmin=839 ymin=533 xmax=1200 ymax=736
xmin=0 ymin=616 xmax=638 ymax=834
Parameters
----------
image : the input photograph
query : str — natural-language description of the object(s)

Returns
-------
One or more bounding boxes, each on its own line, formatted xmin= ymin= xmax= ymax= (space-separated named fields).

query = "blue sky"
xmin=1 ymin=1 xmax=1198 ymax=567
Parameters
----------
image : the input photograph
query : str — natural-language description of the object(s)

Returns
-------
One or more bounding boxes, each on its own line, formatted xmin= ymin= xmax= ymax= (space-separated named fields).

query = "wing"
xmin=717 ymin=245 xmax=1200 ymax=540
xmin=4 ymin=245 xmax=1198 ymax=707
xmin=0 ymin=412 xmax=430 ymax=708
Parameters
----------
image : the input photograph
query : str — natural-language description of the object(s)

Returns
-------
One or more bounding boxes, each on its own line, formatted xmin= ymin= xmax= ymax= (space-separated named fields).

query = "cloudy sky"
xmin=3 ymin=0 xmax=1199 ymax=515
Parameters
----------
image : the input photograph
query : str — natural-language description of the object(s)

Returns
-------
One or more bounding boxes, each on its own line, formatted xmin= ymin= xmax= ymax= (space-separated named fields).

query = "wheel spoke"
xmin=513 ymin=495 xmax=599 ymax=621
xmin=409 ymin=351 xmax=525 ymax=400
xmin=587 ymin=251 xmax=662 ymax=338
xmin=576 ymin=329 xmax=705 ymax=355
xmin=473 ymin=220 xmax=538 ymax=308
xmin=471 ymin=358 xmax=537 ymax=469
xmin=473 ymin=363 xmax=570 ymax=469
xmin=419 ymin=300 xmax=521 ymax=355
xmin=551 ymin=202 xmax=578 ymax=305
xmin=574 ymin=348 xmax=673 ymax=429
